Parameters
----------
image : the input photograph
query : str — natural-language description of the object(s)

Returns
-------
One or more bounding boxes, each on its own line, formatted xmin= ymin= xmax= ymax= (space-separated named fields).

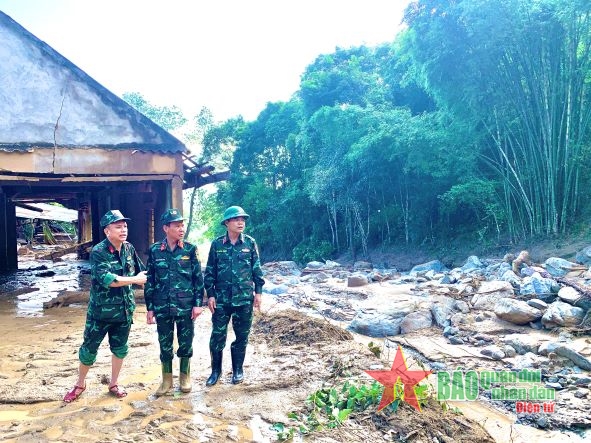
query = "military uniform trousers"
xmin=79 ymin=316 xmax=132 ymax=366
xmin=156 ymin=314 xmax=195 ymax=363
xmin=209 ymin=303 xmax=254 ymax=354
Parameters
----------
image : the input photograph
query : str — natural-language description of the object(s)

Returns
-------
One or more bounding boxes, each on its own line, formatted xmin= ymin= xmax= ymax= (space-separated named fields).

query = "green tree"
xmin=122 ymin=92 xmax=187 ymax=131
xmin=404 ymin=0 xmax=591 ymax=239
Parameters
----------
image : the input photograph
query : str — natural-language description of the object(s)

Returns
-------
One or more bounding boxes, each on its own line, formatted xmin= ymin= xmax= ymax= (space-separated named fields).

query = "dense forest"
xmin=125 ymin=0 xmax=591 ymax=263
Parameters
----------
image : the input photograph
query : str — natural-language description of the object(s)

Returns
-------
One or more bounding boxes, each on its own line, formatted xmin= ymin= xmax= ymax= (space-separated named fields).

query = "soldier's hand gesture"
xmin=207 ymin=297 xmax=216 ymax=314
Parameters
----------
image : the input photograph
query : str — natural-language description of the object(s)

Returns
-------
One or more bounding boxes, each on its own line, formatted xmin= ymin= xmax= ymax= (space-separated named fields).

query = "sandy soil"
xmin=0 ymin=295 xmax=497 ymax=443
xmin=1 ymin=250 xmax=589 ymax=442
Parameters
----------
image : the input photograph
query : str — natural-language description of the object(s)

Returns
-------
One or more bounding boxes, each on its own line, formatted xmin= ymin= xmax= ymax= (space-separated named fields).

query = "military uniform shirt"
xmin=144 ymin=239 xmax=205 ymax=316
xmin=88 ymin=238 xmax=144 ymax=323
xmin=204 ymin=232 xmax=265 ymax=306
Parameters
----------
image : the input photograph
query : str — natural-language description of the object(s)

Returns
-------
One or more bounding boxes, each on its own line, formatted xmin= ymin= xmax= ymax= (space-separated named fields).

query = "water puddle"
xmin=0 ymin=255 xmax=90 ymax=316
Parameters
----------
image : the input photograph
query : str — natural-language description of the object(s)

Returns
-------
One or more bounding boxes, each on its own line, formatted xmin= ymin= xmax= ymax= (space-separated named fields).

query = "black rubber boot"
xmin=205 ymin=351 xmax=223 ymax=386
xmin=231 ymin=347 xmax=246 ymax=384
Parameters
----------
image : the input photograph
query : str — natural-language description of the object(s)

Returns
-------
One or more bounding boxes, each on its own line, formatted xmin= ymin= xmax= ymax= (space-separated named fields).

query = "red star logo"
xmin=365 ymin=345 xmax=432 ymax=412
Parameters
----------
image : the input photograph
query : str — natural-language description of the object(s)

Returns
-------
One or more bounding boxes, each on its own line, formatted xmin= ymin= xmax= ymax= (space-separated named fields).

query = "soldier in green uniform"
xmin=204 ymin=206 xmax=265 ymax=386
xmin=144 ymin=209 xmax=205 ymax=396
xmin=64 ymin=210 xmax=147 ymax=402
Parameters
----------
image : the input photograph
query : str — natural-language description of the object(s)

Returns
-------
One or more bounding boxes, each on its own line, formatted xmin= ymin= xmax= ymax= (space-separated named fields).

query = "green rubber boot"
xmin=179 ymin=357 xmax=192 ymax=393
xmin=155 ymin=360 xmax=173 ymax=397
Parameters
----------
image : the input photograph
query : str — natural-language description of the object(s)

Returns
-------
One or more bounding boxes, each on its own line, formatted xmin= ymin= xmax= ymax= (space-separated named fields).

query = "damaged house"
xmin=0 ymin=11 xmax=226 ymax=272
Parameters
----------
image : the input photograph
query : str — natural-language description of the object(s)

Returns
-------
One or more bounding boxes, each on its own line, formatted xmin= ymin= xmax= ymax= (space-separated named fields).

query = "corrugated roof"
xmin=15 ymin=203 xmax=78 ymax=223
xmin=0 ymin=11 xmax=186 ymax=154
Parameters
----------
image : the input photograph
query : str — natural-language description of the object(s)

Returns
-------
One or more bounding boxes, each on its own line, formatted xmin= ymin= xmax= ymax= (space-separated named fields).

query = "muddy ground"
xmin=0 ymin=254 xmax=589 ymax=442
xmin=0 ymin=297 xmax=497 ymax=443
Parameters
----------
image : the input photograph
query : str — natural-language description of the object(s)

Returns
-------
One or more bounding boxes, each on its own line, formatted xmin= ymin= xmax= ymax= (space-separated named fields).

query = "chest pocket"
xmin=155 ymin=258 xmax=168 ymax=277
xmin=216 ymin=249 xmax=230 ymax=263
xmin=110 ymin=260 xmax=123 ymax=275
xmin=237 ymin=248 xmax=251 ymax=265
xmin=177 ymin=257 xmax=191 ymax=276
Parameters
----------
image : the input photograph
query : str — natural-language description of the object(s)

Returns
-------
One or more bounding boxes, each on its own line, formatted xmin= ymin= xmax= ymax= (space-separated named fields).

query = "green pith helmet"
xmin=160 ymin=208 xmax=185 ymax=224
xmin=100 ymin=210 xmax=130 ymax=228
xmin=221 ymin=206 xmax=249 ymax=225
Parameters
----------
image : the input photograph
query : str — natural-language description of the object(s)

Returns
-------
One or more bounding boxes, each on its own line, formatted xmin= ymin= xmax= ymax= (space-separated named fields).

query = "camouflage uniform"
xmin=144 ymin=238 xmax=205 ymax=364
xmin=79 ymin=238 xmax=144 ymax=366
xmin=204 ymin=231 xmax=265 ymax=381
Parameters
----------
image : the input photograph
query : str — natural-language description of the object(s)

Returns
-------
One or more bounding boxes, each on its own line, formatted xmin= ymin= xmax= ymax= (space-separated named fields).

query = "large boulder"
xmin=348 ymin=301 xmax=416 ymax=337
xmin=399 ymin=310 xmax=433 ymax=334
xmin=461 ymin=255 xmax=485 ymax=273
xmin=557 ymin=286 xmax=591 ymax=311
xmin=471 ymin=280 xmax=514 ymax=310
xmin=410 ymin=260 xmax=445 ymax=275
xmin=494 ymin=298 xmax=543 ymax=325
xmin=519 ymin=273 xmax=559 ymax=298
xmin=544 ymin=257 xmax=581 ymax=277
xmin=541 ymin=301 xmax=585 ymax=328
xmin=575 ymin=245 xmax=591 ymax=266
xmin=430 ymin=296 xmax=456 ymax=327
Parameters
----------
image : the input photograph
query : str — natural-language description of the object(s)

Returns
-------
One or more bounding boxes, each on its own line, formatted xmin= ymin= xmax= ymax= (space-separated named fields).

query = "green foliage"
xmin=192 ymin=0 xmax=591 ymax=259
xmin=367 ymin=341 xmax=381 ymax=358
xmin=292 ymin=239 xmax=335 ymax=265
xmin=272 ymin=380 xmax=432 ymax=441
xmin=41 ymin=221 xmax=56 ymax=245
xmin=122 ymin=92 xmax=187 ymax=131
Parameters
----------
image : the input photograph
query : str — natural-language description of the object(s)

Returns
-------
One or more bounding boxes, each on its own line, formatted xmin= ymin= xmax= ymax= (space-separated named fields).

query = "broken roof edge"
xmin=0 ymin=11 xmax=187 ymax=155
xmin=0 ymin=142 xmax=187 ymax=153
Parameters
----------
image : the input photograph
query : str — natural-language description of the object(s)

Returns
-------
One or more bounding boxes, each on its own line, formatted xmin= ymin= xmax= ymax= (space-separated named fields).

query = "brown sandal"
xmin=108 ymin=384 xmax=127 ymax=398
xmin=63 ymin=384 xmax=86 ymax=403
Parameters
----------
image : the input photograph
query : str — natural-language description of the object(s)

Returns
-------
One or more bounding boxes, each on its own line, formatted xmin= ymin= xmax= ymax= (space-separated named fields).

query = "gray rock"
xmin=347 ymin=274 xmax=369 ymax=287
xmin=575 ymin=245 xmax=591 ymax=266
xmin=527 ymin=299 xmax=548 ymax=310
xmin=353 ymin=261 xmax=373 ymax=271
xmin=450 ymin=313 xmax=467 ymax=326
xmin=503 ymin=345 xmax=517 ymax=358
xmin=461 ymin=255 xmax=484 ymax=273
xmin=443 ymin=326 xmax=458 ymax=337
xmin=510 ymin=352 xmax=540 ymax=370
xmin=481 ymin=345 xmax=505 ymax=360
xmin=573 ymin=376 xmax=591 ymax=386
xmin=537 ymin=341 xmax=560 ymax=356
xmin=494 ymin=298 xmax=543 ymax=325
xmin=557 ymin=286 xmax=591 ymax=310
xmin=501 ymin=335 xmax=539 ymax=355
xmin=500 ymin=269 xmax=521 ymax=287
xmin=431 ymin=296 xmax=455 ymax=327
xmin=263 ymin=283 xmax=289 ymax=295
xmin=454 ymin=300 xmax=470 ymax=313
xmin=410 ymin=260 xmax=446 ymax=275
xmin=439 ymin=275 xmax=453 ymax=284
xmin=537 ymin=416 xmax=549 ymax=428
xmin=348 ymin=301 xmax=416 ymax=337
xmin=554 ymin=345 xmax=591 ymax=371
xmin=519 ymin=273 xmax=560 ymax=297
xmin=541 ymin=301 xmax=585 ymax=328
xmin=471 ymin=280 xmax=515 ymax=310
xmin=400 ymin=310 xmax=433 ymax=334
xmin=544 ymin=257 xmax=581 ymax=277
